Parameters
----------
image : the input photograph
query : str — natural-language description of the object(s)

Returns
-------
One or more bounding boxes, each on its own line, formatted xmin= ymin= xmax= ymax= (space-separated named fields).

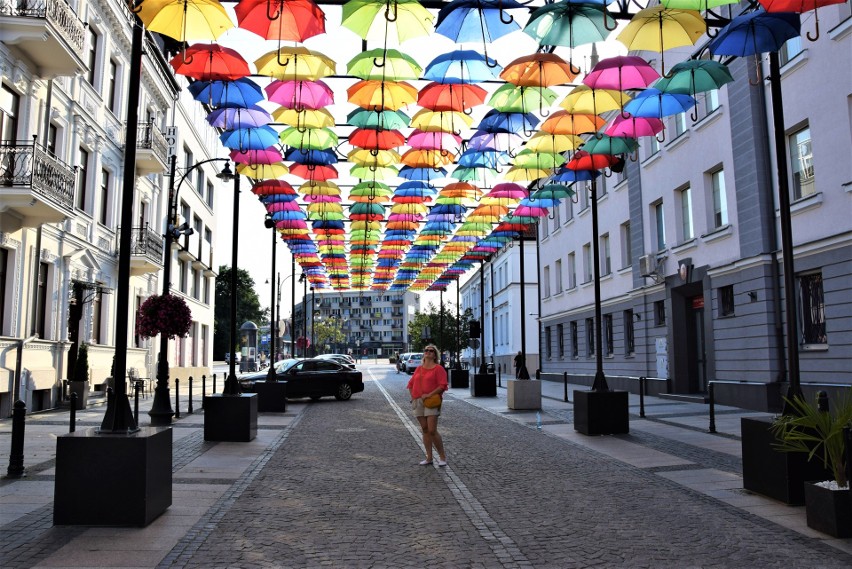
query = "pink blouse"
xmin=407 ymin=365 xmax=448 ymax=399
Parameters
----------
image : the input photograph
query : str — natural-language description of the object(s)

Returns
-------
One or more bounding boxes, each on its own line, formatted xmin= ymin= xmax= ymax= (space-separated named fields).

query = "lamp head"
xmin=264 ymin=214 xmax=275 ymax=229
xmin=216 ymin=161 xmax=235 ymax=181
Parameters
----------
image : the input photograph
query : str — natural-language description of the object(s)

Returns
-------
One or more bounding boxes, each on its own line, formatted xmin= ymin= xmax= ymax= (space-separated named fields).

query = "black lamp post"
xmin=517 ymin=228 xmax=530 ymax=379
xmin=478 ymin=259 xmax=487 ymax=375
xmin=439 ymin=290 xmax=444 ymax=354
xmin=221 ymin=164 xmax=240 ymax=395
xmin=589 ymin=178 xmax=607 ymax=391
xmin=299 ymin=274 xmax=307 ymax=356
xmin=149 ymin=155 xmax=230 ymax=426
xmin=455 ymin=280 xmax=462 ymax=370
xmin=290 ymin=257 xmax=296 ymax=358
xmin=265 ymin=217 xmax=277 ymax=381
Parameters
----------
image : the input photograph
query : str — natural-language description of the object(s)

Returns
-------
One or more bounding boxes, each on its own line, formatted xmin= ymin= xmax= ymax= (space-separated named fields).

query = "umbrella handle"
xmin=749 ymin=54 xmax=762 ymax=86
xmin=656 ymin=129 xmax=666 ymax=144
xmin=385 ymin=1 xmax=398 ymax=22
xmin=266 ymin=0 xmax=281 ymax=20
xmin=603 ymin=11 xmax=618 ymax=32
xmin=277 ymin=52 xmax=291 ymax=67
xmin=806 ymin=11 xmax=820 ymax=42
xmin=690 ymin=105 xmax=699 ymax=123
xmin=500 ymin=9 xmax=514 ymax=25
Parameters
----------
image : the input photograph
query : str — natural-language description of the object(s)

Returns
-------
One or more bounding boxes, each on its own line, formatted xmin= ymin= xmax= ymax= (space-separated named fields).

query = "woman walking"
xmin=407 ymin=345 xmax=448 ymax=466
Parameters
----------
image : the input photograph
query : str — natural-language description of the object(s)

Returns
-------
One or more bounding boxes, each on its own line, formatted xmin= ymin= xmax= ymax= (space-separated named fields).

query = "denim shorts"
xmin=411 ymin=398 xmax=441 ymax=417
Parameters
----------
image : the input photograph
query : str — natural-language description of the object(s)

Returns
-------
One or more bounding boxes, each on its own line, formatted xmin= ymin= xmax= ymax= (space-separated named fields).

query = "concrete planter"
xmin=254 ymin=381 xmax=287 ymax=412
xmin=573 ymin=390 xmax=629 ymax=435
xmin=203 ymin=393 xmax=258 ymax=442
xmin=507 ymin=379 xmax=541 ymax=410
xmin=68 ymin=381 xmax=89 ymax=410
xmin=804 ymin=482 xmax=852 ymax=538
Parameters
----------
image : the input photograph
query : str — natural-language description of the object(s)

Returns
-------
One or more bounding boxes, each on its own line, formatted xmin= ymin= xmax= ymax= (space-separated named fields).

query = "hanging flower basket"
xmin=136 ymin=294 xmax=192 ymax=339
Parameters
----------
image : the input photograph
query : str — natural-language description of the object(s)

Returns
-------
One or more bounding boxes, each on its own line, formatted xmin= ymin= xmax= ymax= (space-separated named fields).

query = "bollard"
xmin=708 ymin=382 xmax=716 ymax=433
xmin=69 ymin=393 xmax=77 ymax=432
xmin=816 ymin=390 xmax=829 ymax=412
xmin=536 ymin=369 xmax=540 ymax=380
xmin=844 ymin=426 xmax=852 ymax=489
xmin=497 ymin=367 xmax=501 ymax=388
xmin=175 ymin=378 xmax=181 ymax=419
xmin=133 ymin=380 xmax=141 ymax=424
xmin=213 ymin=373 xmax=217 ymax=394
xmin=563 ymin=372 xmax=569 ymax=403
xmin=188 ymin=376 xmax=194 ymax=414
xmin=202 ymin=374 xmax=207 ymax=409
xmin=639 ymin=377 xmax=646 ymax=418
xmin=6 ymin=400 xmax=26 ymax=478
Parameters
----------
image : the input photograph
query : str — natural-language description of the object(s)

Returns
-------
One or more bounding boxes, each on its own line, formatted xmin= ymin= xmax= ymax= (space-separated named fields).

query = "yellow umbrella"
xmin=348 ymin=149 xmax=401 ymax=167
xmin=272 ymin=107 xmax=335 ymax=129
xmin=390 ymin=203 xmax=429 ymax=215
xmin=400 ymin=148 xmax=456 ymax=168
xmin=409 ymin=109 xmax=473 ymax=133
xmin=255 ymin=47 xmax=336 ymax=81
xmin=616 ymin=6 xmax=706 ymax=74
xmin=526 ymin=131 xmax=584 ymax=153
xmin=236 ymin=162 xmax=290 ymax=179
xmin=559 ymin=85 xmax=630 ymax=115
xmin=298 ymin=181 xmax=341 ymax=195
xmin=502 ymin=166 xmax=551 ymax=181
xmin=137 ymin=0 xmax=233 ymax=42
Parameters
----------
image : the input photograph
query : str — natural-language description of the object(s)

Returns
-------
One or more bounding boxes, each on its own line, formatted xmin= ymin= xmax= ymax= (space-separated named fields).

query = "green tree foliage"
xmin=214 ymin=265 xmax=268 ymax=359
xmin=314 ymin=318 xmax=346 ymax=354
xmin=407 ymin=302 xmax=473 ymax=362
xmin=73 ymin=343 xmax=89 ymax=382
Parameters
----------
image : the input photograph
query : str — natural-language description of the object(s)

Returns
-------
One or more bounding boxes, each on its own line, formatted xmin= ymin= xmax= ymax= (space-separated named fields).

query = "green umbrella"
xmin=347 ymin=108 xmax=410 ymax=129
xmin=532 ymin=184 xmax=576 ymax=200
xmin=523 ymin=1 xmax=609 ymax=48
xmin=342 ymin=0 xmax=434 ymax=43
xmin=280 ymin=126 xmax=338 ymax=150
xmin=512 ymin=148 xmax=566 ymax=169
xmin=347 ymin=48 xmax=422 ymax=81
xmin=582 ymin=134 xmax=639 ymax=156
xmin=349 ymin=202 xmax=387 ymax=216
xmin=653 ymin=60 xmax=734 ymax=96
xmin=487 ymin=84 xmax=558 ymax=114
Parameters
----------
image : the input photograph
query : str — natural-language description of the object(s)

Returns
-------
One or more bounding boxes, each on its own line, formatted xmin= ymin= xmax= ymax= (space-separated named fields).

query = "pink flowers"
xmin=136 ymin=294 xmax=192 ymax=339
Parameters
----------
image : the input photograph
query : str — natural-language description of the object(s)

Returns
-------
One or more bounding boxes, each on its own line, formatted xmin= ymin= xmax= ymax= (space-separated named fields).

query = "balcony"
xmin=0 ymin=0 xmax=86 ymax=77
xmin=132 ymin=122 xmax=168 ymax=176
xmin=126 ymin=225 xmax=164 ymax=276
xmin=391 ymin=310 xmax=403 ymax=317
xmin=0 ymin=140 xmax=75 ymax=227
xmin=391 ymin=335 xmax=403 ymax=342
xmin=391 ymin=298 xmax=404 ymax=305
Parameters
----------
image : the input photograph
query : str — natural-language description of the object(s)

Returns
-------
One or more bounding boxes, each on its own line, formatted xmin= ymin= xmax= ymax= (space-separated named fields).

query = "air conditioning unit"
xmin=638 ymin=254 xmax=658 ymax=277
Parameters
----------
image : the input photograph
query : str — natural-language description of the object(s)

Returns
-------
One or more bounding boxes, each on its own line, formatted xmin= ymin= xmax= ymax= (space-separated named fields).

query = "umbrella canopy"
xmin=583 ymin=55 xmax=660 ymax=91
xmin=347 ymin=80 xmax=418 ymax=110
xmin=435 ymin=0 xmax=525 ymax=43
xmin=280 ymin=126 xmax=338 ymax=150
xmin=347 ymin=48 xmax=422 ymax=81
xmin=341 ymin=0 xmax=435 ymax=43
xmin=234 ymin=0 xmax=326 ymax=42
xmin=237 ymin=162 xmax=290 ymax=179
xmin=273 ymin=107 xmax=335 ymax=129
xmin=616 ymin=6 xmax=707 ymax=72
xmin=348 ymin=128 xmax=406 ymax=150
xmin=487 ymin=84 xmax=558 ymax=113
xmin=408 ymin=130 xmax=462 ymax=152
xmin=478 ymin=109 xmax=539 ymax=134
xmin=500 ymin=53 xmax=579 ymax=87
xmin=526 ymin=131 xmax=584 ymax=153
xmin=524 ymin=1 xmax=610 ymax=49
xmin=170 ymin=44 xmax=249 ymax=81
xmin=623 ymin=88 xmax=696 ymax=118
xmin=266 ymin=79 xmax=334 ymax=109
xmin=348 ymin=108 xmax=411 ymax=129
xmin=582 ymin=134 xmax=639 ymax=155
xmin=286 ymin=147 xmax=339 ymax=165
xmin=560 ymin=85 xmax=631 ymax=115
xmin=423 ymin=50 xmax=503 ymax=84
xmin=541 ymin=110 xmax=606 ymax=135
xmin=409 ymin=109 xmax=473 ymax=132
xmin=220 ymin=125 xmax=280 ymax=151
xmin=289 ymin=163 xmax=339 ymax=181
xmin=255 ymin=47 xmax=336 ymax=80
xmin=605 ymin=114 xmax=665 ymax=138
xmin=189 ymin=78 xmax=264 ymax=108
xmin=207 ymin=106 xmax=271 ymax=129
xmin=708 ymin=10 xmax=801 ymax=57
xmin=230 ymin=147 xmax=283 ymax=165
xmin=138 ymin=0 xmax=233 ymax=43
xmin=418 ymin=82 xmax=487 ymax=112
xmin=653 ymin=60 xmax=734 ymax=96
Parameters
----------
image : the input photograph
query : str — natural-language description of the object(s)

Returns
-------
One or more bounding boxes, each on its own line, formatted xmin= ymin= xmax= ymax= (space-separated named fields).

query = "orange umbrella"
xmin=541 ymin=110 xmax=606 ymax=135
xmin=500 ymin=53 xmax=579 ymax=88
xmin=347 ymin=80 xmax=418 ymax=111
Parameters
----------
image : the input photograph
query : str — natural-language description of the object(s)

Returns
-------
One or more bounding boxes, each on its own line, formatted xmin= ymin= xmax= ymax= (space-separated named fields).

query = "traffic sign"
xmin=469 ymin=338 xmax=480 ymax=349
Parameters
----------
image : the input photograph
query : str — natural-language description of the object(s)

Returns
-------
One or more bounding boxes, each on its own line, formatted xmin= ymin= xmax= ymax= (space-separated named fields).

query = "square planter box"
xmin=507 ymin=379 xmax=541 ymax=410
xmin=203 ymin=393 xmax=258 ymax=442
xmin=804 ymin=482 xmax=852 ymax=538
xmin=741 ymin=416 xmax=831 ymax=505
xmin=253 ymin=381 xmax=287 ymax=413
xmin=573 ymin=390 xmax=629 ymax=435
xmin=449 ymin=369 xmax=469 ymax=389
xmin=68 ymin=382 xmax=89 ymax=410
xmin=471 ymin=373 xmax=496 ymax=397
xmin=54 ymin=426 xmax=172 ymax=526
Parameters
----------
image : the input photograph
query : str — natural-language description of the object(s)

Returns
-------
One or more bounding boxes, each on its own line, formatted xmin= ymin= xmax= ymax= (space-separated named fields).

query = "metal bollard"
xmin=708 ymin=382 xmax=716 ymax=433
xmin=202 ymin=374 xmax=206 ymax=409
xmin=497 ymin=367 xmax=501 ymax=388
xmin=213 ymin=373 xmax=217 ymax=394
xmin=639 ymin=376 xmax=646 ymax=418
xmin=188 ymin=376 xmax=194 ymax=414
xmin=844 ymin=426 xmax=852 ymax=489
xmin=69 ymin=393 xmax=77 ymax=432
xmin=175 ymin=378 xmax=181 ymax=419
xmin=563 ymin=372 xmax=569 ymax=403
xmin=133 ymin=380 xmax=141 ymax=424
xmin=6 ymin=400 xmax=26 ymax=478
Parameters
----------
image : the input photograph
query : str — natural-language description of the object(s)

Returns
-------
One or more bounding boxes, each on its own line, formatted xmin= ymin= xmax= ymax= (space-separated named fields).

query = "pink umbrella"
xmin=605 ymin=114 xmax=664 ymax=138
xmin=229 ymin=147 xmax=283 ymax=164
xmin=265 ymin=79 xmax=334 ymax=109
xmin=486 ymin=182 xmax=527 ymax=199
xmin=276 ymin=220 xmax=308 ymax=229
xmin=266 ymin=201 xmax=302 ymax=212
xmin=407 ymin=130 xmax=462 ymax=151
xmin=514 ymin=204 xmax=549 ymax=217
xmin=583 ymin=55 xmax=660 ymax=91
xmin=303 ymin=194 xmax=342 ymax=203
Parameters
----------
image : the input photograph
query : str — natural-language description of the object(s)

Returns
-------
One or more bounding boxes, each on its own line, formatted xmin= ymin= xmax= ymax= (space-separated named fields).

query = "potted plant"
xmin=69 ymin=343 xmax=90 ymax=410
xmin=771 ymin=389 xmax=852 ymax=538
xmin=136 ymin=293 xmax=192 ymax=340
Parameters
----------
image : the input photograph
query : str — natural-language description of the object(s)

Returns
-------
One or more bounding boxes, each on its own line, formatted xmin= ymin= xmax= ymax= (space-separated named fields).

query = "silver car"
xmin=404 ymin=353 xmax=423 ymax=374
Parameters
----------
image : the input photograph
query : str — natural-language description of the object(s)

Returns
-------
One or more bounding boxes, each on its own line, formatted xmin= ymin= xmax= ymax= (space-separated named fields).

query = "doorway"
xmin=669 ymin=281 xmax=707 ymax=394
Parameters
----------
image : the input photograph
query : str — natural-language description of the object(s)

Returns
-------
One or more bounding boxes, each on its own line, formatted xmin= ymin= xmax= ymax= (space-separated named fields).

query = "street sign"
xmin=469 ymin=338 xmax=480 ymax=349
xmin=165 ymin=126 xmax=178 ymax=158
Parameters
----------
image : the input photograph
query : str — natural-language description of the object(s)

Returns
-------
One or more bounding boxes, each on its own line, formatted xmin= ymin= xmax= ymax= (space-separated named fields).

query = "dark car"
xmin=239 ymin=358 xmax=363 ymax=401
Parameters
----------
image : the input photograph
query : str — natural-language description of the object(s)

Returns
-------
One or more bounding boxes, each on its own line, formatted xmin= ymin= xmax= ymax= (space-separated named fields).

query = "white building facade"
xmin=0 ymin=0 xmax=226 ymax=415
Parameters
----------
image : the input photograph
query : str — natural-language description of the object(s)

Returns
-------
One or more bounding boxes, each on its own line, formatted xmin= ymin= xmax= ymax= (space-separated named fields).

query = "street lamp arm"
xmin=168 ymin=156 xmax=231 ymax=224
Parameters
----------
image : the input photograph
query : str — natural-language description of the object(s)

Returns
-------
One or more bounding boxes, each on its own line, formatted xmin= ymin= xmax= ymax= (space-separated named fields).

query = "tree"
xmin=314 ymin=318 xmax=346 ymax=354
xmin=73 ymin=343 xmax=89 ymax=383
xmin=214 ymin=265 xmax=268 ymax=359
xmin=407 ymin=302 xmax=473 ymax=363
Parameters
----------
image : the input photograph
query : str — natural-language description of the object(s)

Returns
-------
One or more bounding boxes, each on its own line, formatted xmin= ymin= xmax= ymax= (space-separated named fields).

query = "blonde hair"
xmin=423 ymin=344 xmax=440 ymax=359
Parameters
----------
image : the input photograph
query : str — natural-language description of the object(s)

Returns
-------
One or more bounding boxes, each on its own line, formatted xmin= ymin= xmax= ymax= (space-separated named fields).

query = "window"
xmin=203 ymin=276 xmax=210 ymax=304
xmin=545 ymin=326 xmax=552 ymax=358
xmin=680 ymin=186 xmax=694 ymax=241
xmin=579 ymin=182 xmax=590 ymax=210
xmin=672 ymin=112 xmax=687 ymax=137
xmin=86 ymin=27 xmax=99 ymax=86
xmin=33 ymin=262 xmax=48 ymax=338
xmin=0 ymin=83 xmax=20 ymax=142
xmin=554 ymin=259 xmax=562 ymax=293
xmin=586 ymin=318 xmax=595 ymax=357
xmin=552 ymin=203 xmax=560 ymax=226
xmin=541 ymin=214 xmax=549 ymax=238
xmin=719 ymin=285 xmax=735 ymax=317
xmin=799 ymin=273 xmax=827 ymax=345
xmin=183 ymin=145 xmax=193 ymax=172
xmin=779 ymin=36 xmax=803 ymax=66
xmin=654 ymin=300 xmax=666 ymax=326
xmin=99 ymin=169 xmax=110 ymax=226
xmin=711 ymin=169 xmax=728 ymax=228
xmin=624 ymin=310 xmax=635 ymax=355
xmin=603 ymin=314 xmax=613 ymax=357
xmin=206 ymin=181 xmax=214 ymax=208
xmin=567 ymin=253 xmax=576 ymax=289
xmin=196 ymin=168 xmax=205 ymax=195
xmin=192 ymin=268 xmax=201 ymax=300
xmin=703 ymin=90 xmax=719 ymax=116
xmin=91 ymin=291 xmax=103 ymax=344
xmin=543 ymin=265 xmax=551 ymax=297
xmin=107 ymin=59 xmax=119 ymax=112
xmin=653 ymin=201 xmax=666 ymax=251
xmin=179 ymin=259 xmax=188 ymax=293
xmin=788 ymin=126 xmax=814 ymax=200
xmin=47 ymin=123 xmax=58 ymax=156
xmin=77 ymin=147 xmax=89 ymax=211
xmin=557 ymin=323 xmax=564 ymax=357
xmin=582 ymin=244 xmax=592 ymax=283
xmin=570 ymin=321 xmax=578 ymax=358
xmin=0 ymin=248 xmax=7 ymax=335
xmin=600 ymin=233 xmax=611 ymax=275
xmin=646 ymin=134 xmax=660 ymax=158
xmin=201 ymin=325 xmax=209 ymax=366
xmin=620 ymin=222 xmax=632 ymax=268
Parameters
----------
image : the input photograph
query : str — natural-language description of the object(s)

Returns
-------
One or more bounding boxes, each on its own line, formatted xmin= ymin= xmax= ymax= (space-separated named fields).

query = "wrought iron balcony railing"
xmin=1 ymin=0 xmax=86 ymax=53
xmin=127 ymin=225 xmax=164 ymax=265
xmin=0 ymin=140 xmax=75 ymax=209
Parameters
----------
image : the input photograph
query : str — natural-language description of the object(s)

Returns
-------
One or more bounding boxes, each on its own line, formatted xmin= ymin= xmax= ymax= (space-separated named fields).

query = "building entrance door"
xmin=690 ymin=296 xmax=707 ymax=392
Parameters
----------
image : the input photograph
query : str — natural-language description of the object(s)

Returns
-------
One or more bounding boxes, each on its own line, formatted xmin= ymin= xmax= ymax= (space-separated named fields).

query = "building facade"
xmin=0 ymin=0 xmax=225 ymax=415
xmin=537 ymin=7 xmax=852 ymax=411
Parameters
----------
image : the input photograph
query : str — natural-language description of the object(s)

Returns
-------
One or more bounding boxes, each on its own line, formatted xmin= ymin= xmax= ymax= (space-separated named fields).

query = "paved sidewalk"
xmin=1 ymin=363 xmax=850 ymax=568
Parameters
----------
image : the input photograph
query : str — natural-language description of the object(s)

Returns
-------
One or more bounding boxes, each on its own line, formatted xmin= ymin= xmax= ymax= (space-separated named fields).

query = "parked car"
xmin=315 ymin=353 xmax=356 ymax=368
xmin=396 ymin=353 xmax=411 ymax=372
xmin=404 ymin=353 xmax=423 ymax=373
xmin=224 ymin=352 xmax=241 ymax=364
xmin=239 ymin=357 xmax=363 ymax=401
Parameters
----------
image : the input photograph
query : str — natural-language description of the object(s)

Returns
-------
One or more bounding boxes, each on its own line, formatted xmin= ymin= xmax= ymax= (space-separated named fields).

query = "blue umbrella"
xmin=435 ymin=0 xmax=525 ymax=42
xmin=219 ymin=125 xmax=279 ymax=151
xmin=398 ymin=166 xmax=448 ymax=181
xmin=261 ymin=193 xmax=299 ymax=204
xmin=709 ymin=10 xmax=801 ymax=57
xmin=430 ymin=203 xmax=467 ymax=216
xmin=312 ymin=220 xmax=345 ymax=230
xmin=457 ymin=147 xmax=504 ymax=169
xmin=477 ymin=109 xmax=539 ymax=134
xmin=423 ymin=50 xmax=503 ymax=84
xmin=396 ymin=181 xmax=438 ymax=194
xmin=284 ymin=147 xmax=339 ymax=165
xmin=188 ymin=78 xmax=264 ymax=108
xmin=271 ymin=210 xmax=308 ymax=221
xmin=622 ymin=89 xmax=696 ymax=118
xmin=551 ymin=166 xmax=599 ymax=183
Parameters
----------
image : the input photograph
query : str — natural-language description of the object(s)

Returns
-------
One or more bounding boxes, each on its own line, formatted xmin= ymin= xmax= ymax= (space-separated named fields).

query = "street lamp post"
xmin=517 ymin=228 xmax=530 ymax=380
xmin=266 ymin=220 xmax=277 ymax=381
xmin=222 ymin=164 xmax=240 ymax=395
xmin=149 ymin=155 xmax=229 ymax=426
xmin=290 ymin=256 xmax=296 ymax=358
xmin=310 ymin=287 xmax=316 ymax=355
xmin=589 ymin=179 xmax=607 ymax=391
xmin=299 ymin=274 xmax=308 ymax=356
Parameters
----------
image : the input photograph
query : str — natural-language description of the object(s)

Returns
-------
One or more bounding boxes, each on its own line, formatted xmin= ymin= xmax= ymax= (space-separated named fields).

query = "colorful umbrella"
xmin=583 ymin=55 xmax=660 ymax=91
xmin=207 ymin=106 xmax=271 ymax=130
xmin=347 ymin=80 xmax=418 ymax=111
xmin=500 ymin=53 xmax=579 ymax=87
xmin=582 ymin=134 xmax=639 ymax=156
xmin=423 ymin=50 xmax=503 ymax=84
xmin=138 ymin=0 xmax=233 ymax=43
xmin=348 ymin=128 xmax=406 ymax=150
xmin=286 ymin=148 xmax=339 ymax=165
xmin=170 ymin=44 xmax=249 ymax=81
xmin=341 ymin=0 xmax=434 ymax=43
xmin=220 ymin=125 xmax=280 ymax=151
xmin=616 ymin=6 xmax=707 ymax=74
xmin=234 ymin=0 xmax=326 ymax=42
xmin=478 ymin=109 xmax=539 ymax=134
xmin=348 ymin=108 xmax=411 ymax=129
xmin=526 ymin=131 xmax=584 ymax=153
xmin=523 ymin=1 xmax=609 ymax=49
xmin=541 ymin=110 xmax=606 ymax=135
xmin=758 ymin=0 xmax=845 ymax=40
xmin=255 ymin=47 xmax=336 ymax=80
xmin=347 ymin=48 xmax=422 ymax=81
xmin=409 ymin=109 xmax=473 ymax=133
xmin=565 ymin=150 xmax=620 ymax=171
xmin=605 ymin=114 xmax=665 ymax=138
xmin=434 ymin=0 xmax=526 ymax=66
xmin=622 ymin=88 xmax=696 ymax=118
xmin=189 ymin=78 xmax=264 ymax=108
xmin=272 ymin=107 xmax=335 ymax=129
xmin=408 ymin=130 xmax=462 ymax=152
xmin=289 ymin=163 xmax=339 ymax=181
xmin=560 ymin=85 xmax=631 ymax=115
xmin=266 ymin=79 xmax=334 ymax=109
xmin=708 ymin=10 xmax=801 ymax=57
xmin=418 ymin=82 xmax=487 ymax=112
xmin=229 ymin=147 xmax=283 ymax=165
xmin=237 ymin=162 xmax=290 ymax=179
xmin=653 ymin=59 xmax=734 ymax=120
xmin=487 ymin=84 xmax=558 ymax=114
xmin=280 ymin=127 xmax=338 ymax=150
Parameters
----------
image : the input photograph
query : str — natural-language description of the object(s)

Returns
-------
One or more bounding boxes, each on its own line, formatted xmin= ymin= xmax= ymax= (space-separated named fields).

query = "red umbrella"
xmin=289 ymin=163 xmax=338 ymax=181
xmin=758 ymin=0 xmax=846 ymax=39
xmin=565 ymin=150 xmax=619 ymax=171
xmin=235 ymin=0 xmax=326 ymax=42
xmin=348 ymin=128 xmax=406 ymax=150
xmin=252 ymin=180 xmax=296 ymax=196
xmin=170 ymin=44 xmax=249 ymax=81
xmin=418 ymin=82 xmax=487 ymax=112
